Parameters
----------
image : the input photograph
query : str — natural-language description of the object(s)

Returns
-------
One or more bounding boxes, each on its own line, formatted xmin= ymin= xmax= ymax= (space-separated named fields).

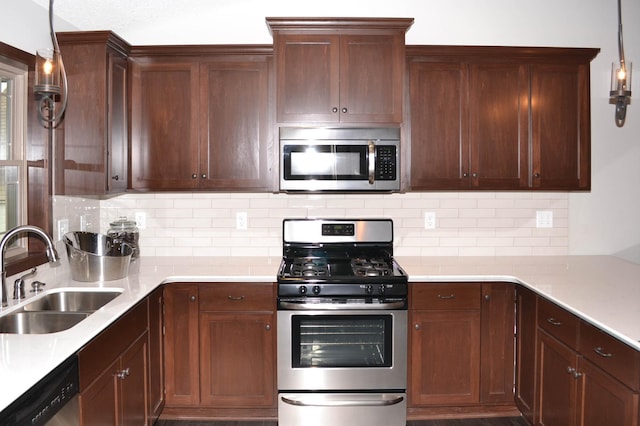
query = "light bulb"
xmin=43 ymin=59 xmax=54 ymax=75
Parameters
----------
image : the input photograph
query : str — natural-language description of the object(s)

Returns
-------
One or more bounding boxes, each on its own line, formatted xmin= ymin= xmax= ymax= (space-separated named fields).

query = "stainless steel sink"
xmin=0 ymin=289 xmax=123 ymax=334
xmin=0 ymin=311 xmax=90 ymax=334
xmin=22 ymin=290 xmax=122 ymax=312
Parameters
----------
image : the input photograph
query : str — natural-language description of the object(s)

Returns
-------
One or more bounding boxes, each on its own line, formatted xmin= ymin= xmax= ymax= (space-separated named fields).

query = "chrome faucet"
xmin=0 ymin=225 xmax=60 ymax=307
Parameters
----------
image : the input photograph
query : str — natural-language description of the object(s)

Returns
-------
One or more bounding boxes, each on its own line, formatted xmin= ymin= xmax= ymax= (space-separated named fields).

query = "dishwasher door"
xmin=0 ymin=355 xmax=79 ymax=425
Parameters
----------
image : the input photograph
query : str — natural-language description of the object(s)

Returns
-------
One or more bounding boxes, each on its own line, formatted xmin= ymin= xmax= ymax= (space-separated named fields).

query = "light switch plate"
xmin=236 ymin=212 xmax=248 ymax=230
xmin=57 ymin=218 xmax=69 ymax=241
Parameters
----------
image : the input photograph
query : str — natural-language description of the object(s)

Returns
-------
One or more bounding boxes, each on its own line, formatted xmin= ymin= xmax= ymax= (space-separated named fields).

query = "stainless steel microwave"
xmin=280 ymin=127 xmax=400 ymax=192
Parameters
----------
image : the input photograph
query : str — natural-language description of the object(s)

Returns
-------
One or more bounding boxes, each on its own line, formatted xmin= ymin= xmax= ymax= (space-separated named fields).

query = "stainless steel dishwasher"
xmin=0 ymin=354 xmax=79 ymax=425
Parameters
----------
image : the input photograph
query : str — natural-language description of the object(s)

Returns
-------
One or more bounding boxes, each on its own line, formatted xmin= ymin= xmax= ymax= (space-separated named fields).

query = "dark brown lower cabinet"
xmin=515 ymin=286 xmax=537 ymax=424
xmin=408 ymin=282 xmax=517 ymax=418
xmin=534 ymin=296 xmax=640 ymax=426
xmin=163 ymin=282 xmax=277 ymax=419
xmin=78 ymin=300 xmax=150 ymax=425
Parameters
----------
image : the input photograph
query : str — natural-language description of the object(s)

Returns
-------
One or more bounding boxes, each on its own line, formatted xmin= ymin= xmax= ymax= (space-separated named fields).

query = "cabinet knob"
xmin=201 ymin=174 xmax=207 ymax=179
xmin=191 ymin=173 xmax=198 ymax=179
xmin=566 ymin=366 xmax=582 ymax=379
xmin=534 ymin=172 xmax=541 ymax=178
xmin=414 ymin=323 xmax=421 ymax=330
xmin=112 ymin=175 xmax=119 ymax=181
xmin=115 ymin=368 xmax=130 ymax=380
xmin=472 ymin=173 xmax=478 ymax=178
xmin=190 ymin=295 xmax=196 ymax=302
xmin=265 ymin=324 xmax=271 ymax=331
xmin=463 ymin=172 xmax=469 ymax=178
xmin=341 ymin=107 xmax=348 ymax=113
xmin=332 ymin=107 xmax=338 ymax=113
xmin=484 ymin=294 xmax=490 ymax=301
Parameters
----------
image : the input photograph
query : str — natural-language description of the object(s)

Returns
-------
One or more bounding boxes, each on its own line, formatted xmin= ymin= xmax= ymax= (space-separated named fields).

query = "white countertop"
xmin=0 ymin=254 xmax=639 ymax=412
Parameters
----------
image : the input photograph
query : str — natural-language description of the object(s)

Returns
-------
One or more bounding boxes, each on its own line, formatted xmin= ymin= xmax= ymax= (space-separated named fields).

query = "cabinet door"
xmin=515 ymin=287 xmax=537 ymax=424
xmin=130 ymin=59 xmax=200 ymax=190
xmin=468 ymin=64 xmax=529 ymax=189
xmin=537 ymin=330 xmax=579 ymax=426
xmin=147 ymin=287 xmax=164 ymax=422
xmin=164 ymin=284 xmax=200 ymax=406
xmin=107 ymin=51 xmax=128 ymax=193
xmin=531 ymin=63 xmax=590 ymax=190
xmin=119 ymin=333 xmax=149 ymax=426
xmin=480 ymin=283 xmax=515 ymax=403
xmin=410 ymin=310 xmax=481 ymax=405
xmin=578 ymin=358 xmax=639 ymax=426
xmin=408 ymin=61 xmax=469 ymax=189
xmin=199 ymin=311 xmax=275 ymax=407
xmin=274 ymin=33 xmax=340 ymax=123
xmin=199 ymin=59 xmax=272 ymax=190
xmin=79 ymin=358 xmax=119 ymax=426
xmin=339 ymin=34 xmax=404 ymax=123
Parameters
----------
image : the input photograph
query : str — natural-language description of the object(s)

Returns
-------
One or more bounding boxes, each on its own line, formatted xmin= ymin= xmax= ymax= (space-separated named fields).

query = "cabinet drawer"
xmin=580 ymin=321 xmax=640 ymax=391
xmin=537 ymin=298 xmax=579 ymax=349
xmin=199 ymin=283 xmax=274 ymax=311
xmin=410 ymin=283 xmax=481 ymax=310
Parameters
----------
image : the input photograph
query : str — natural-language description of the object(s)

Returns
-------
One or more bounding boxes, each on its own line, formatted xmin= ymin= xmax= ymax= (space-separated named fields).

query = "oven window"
xmin=291 ymin=314 xmax=393 ymax=368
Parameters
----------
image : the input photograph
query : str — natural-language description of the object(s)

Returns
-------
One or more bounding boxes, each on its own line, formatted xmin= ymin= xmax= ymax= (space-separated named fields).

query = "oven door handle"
xmin=281 ymin=395 xmax=404 ymax=407
xmin=278 ymin=300 xmax=406 ymax=310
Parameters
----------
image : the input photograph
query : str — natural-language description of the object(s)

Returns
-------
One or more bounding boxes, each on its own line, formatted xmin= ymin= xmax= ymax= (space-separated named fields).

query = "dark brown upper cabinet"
xmin=57 ymin=31 xmax=130 ymax=196
xmin=406 ymin=46 xmax=599 ymax=191
xmin=267 ymin=18 xmax=413 ymax=125
xmin=129 ymin=46 xmax=274 ymax=191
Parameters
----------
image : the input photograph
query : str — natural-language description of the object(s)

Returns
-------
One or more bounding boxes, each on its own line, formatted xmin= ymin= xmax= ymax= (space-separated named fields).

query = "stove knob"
xmin=299 ymin=286 xmax=307 ymax=295
xmin=365 ymin=284 xmax=373 ymax=294
xmin=378 ymin=284 xmax=386 ymax=295
xmin=312 ymin=285 xmax=321 ymax=295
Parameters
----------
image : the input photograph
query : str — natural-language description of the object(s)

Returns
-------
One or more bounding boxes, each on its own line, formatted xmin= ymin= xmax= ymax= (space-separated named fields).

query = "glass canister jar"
xmin=108 ymin=217 xmax=140 ymax=259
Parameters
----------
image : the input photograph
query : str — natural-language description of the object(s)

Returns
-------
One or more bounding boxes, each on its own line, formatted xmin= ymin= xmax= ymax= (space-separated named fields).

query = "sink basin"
xmin=22 ymin=290 xmax=123 ymax=312
xmin=0 ymin=289 xmax=123 ymax=334
xmin=0 ymin=311 xmax=90 ymax=334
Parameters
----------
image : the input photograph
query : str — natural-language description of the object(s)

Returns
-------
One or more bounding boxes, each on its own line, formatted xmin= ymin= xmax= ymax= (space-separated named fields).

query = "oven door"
xmin=277 ymin=309 xmax=407 ymax=391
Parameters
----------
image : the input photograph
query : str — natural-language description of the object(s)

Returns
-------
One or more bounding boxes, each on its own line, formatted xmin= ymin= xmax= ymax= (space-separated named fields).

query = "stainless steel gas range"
xmin=276 ymin=218 xmax=408 ymax=426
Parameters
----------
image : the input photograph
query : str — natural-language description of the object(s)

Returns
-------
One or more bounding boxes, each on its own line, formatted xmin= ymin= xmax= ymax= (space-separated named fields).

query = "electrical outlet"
xmin=536 ymin=211 xmax=553 ymax=228
xmin=236 ymin=212 xmax=248 ymax=230
xmin=135 ymin=212 xmax=146 ymax=229
xmin=57 ymin=218 xmax=69 ymax=241
xmin=424 ymin=212 xmax=436 ymax=229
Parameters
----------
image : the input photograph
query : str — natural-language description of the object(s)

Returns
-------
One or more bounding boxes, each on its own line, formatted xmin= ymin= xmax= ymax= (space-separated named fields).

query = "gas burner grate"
xmin=351 ymin=258 xmax=393 ymax=277
xmin=290 ymin=258 xmax=329 ymax=277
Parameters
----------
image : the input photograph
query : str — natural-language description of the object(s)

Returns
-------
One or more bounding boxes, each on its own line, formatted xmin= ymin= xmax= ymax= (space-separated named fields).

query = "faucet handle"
xmin=13 ymin=267 xmax=37 ymax=300
xmin=30 ymin=280 xmax=46 ymax=293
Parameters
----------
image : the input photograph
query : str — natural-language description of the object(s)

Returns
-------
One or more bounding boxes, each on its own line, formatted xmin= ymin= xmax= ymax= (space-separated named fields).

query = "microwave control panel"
xmin=375 ymin=146 xmax=397 ymax=180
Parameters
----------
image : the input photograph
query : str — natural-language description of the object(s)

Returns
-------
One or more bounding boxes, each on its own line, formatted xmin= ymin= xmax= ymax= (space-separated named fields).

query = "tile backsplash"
xmin=53 ymin=192 xmax=569 ymax=257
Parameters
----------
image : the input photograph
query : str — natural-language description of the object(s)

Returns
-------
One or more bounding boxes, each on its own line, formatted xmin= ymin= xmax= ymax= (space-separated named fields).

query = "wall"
xmin=6 ymin=0 xmax=640 ymax=261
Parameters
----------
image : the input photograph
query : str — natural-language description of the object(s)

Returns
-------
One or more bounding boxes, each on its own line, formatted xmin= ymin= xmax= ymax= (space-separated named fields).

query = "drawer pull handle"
xmin=546 ymin=317 xmax=562 ymax=326
xmin=594 ymin=347 xmax=613 ymax=358
xmin=437 ymin=294 xmax=455 ymax=300
xmin=228 ymin=295 xmax=245 ymax=301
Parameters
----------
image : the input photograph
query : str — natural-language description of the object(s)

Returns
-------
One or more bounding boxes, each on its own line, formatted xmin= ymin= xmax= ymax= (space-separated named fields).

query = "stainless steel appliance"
xmin=279 ymin=127 xmax=400 ymax=192
xmin=277 ymin=218 xmax=408 ymax=426
xmin=0 ymin=355 xmax=79 ymax=425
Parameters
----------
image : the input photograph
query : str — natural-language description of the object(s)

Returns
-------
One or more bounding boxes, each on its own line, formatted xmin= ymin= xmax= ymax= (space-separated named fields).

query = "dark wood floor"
xmin=155 ymin=417 xmax=528 ymax=426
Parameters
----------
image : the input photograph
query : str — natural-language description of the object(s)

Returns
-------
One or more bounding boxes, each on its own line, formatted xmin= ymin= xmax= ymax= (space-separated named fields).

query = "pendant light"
xmin=34 ymin=0 xmax=68 ymax=127
xmin=609 ymin=0 xmax=632 ymax=127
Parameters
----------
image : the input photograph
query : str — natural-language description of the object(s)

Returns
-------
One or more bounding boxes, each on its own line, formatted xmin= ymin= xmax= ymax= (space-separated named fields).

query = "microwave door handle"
xmin=368 ymin=140 xmax=376 ymax=184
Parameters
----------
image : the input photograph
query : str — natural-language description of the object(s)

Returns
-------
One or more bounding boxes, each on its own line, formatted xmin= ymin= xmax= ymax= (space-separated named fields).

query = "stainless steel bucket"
xmin=63 ymin=232 xmax=133 ymax=282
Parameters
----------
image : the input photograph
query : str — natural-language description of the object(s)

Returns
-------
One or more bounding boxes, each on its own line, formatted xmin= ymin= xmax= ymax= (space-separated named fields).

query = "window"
xmin=0 ymin=58 xmax=28 ymax=253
